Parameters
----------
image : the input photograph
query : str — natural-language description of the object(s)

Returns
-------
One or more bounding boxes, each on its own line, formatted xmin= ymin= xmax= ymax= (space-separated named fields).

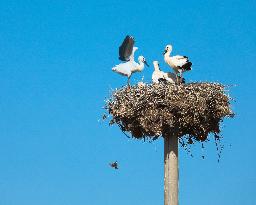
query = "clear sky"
xmin=0 ymin=0 xmax=255 ymax=204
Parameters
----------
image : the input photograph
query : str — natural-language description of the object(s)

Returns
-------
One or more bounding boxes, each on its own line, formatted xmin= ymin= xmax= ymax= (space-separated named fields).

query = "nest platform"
xmin=105 ymin=82 xmax=233 ymax=142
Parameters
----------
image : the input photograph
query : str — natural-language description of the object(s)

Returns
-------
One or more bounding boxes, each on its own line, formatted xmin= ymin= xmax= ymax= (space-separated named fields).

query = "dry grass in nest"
xmin=104 ymin=82 xmax=234 ymax=142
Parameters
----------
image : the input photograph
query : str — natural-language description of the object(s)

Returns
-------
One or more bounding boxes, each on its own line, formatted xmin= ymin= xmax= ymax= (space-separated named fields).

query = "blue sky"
xmin=0 ymin=0 xmax=255 ymax=204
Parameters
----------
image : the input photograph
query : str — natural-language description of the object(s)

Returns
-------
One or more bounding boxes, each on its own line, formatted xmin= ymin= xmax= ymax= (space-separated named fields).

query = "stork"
xmin=112 ymin=35 xmax=149 ymax=87
xmin=112 ymin=56 xmax=149 ymax=86
xmin=163 ymin=45 xmax=192 ymax=84
xmin=152 ymin=61 xmax=185 ymax=84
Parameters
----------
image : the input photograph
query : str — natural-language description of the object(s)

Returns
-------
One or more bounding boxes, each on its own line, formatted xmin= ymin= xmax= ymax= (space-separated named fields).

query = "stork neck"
xmin=154 ymin=66 xmax=160 ymax=71
xmin=137 ymin=61 xmax=144 ymax=71
xmin=164 ymin=51 xmax=171 ymax=58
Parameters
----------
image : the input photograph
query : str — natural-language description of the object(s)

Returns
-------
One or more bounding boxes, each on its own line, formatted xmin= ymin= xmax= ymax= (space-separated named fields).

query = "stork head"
xmin=153 ymin=61 xmax=160 ymax=70
xmin=138 ymin=56 xmax=149 ymax=67
xmin=163 ymin=44 xmax=172 ymax=55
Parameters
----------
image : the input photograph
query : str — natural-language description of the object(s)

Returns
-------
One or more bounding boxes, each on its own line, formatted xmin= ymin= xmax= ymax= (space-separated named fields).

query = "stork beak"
xmin=144 ymin=60 xmax=149 ymax=67
xmin=163 ymin=49 xmax=167 ymax=55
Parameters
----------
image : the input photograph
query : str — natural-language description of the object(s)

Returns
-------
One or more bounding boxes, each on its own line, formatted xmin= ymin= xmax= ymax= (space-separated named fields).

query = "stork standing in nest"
xmin=112 ymin=35 xmax=149 ymax=87
xmin=112 ymin=56 xmax=149 ymax=86
xmin=163 ymin=45 xmax=192 ymax=83
xmin=152 ymin=61 xmax=185 ymax=84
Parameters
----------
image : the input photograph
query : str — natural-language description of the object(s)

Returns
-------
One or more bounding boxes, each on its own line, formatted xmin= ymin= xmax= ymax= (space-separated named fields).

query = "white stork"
xmin=112 ymin=35 xmax=149 ymax=86
xmin=152 ymin=61 xmax=185 ymax=84
xmin=163 ymin=45 xmax=192 ymax=83
xmin=112 ymin=56 xmax=149 ymax=86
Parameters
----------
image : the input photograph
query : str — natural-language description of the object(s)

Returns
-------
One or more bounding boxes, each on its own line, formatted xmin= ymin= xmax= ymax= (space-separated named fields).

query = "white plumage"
xmin=113 ymin=35 xmax=149 ymax=87
xmin=129 ymin=47 xmax=138 ymax=62
xmin=163 ymin=45 xmax=192 ymax=82
xmin=112 ymin=56 xmax=148 ymax=85
xmin=152 ymin=61 xmax=176 ymax=84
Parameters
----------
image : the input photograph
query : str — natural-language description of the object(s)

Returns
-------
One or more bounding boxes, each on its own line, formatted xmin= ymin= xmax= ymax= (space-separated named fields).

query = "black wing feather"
xmin=119 ymin=35 xmax=135 ymax=61
xmin=181 ymin=61 xmax=192 ymax=71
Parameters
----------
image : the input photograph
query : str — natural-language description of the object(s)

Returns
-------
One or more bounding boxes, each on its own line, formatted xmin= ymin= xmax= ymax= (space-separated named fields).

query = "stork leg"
xmin=179 ymin=72 xmax=183 ymax=85
xmin=175 ymin=74 xmax=179 ymax=85
xmin=127 ymin=76 xmax=131 ymax=89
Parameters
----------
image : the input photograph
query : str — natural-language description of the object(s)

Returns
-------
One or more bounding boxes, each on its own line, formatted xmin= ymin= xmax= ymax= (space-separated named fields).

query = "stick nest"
xmin=104 ymin=82 xmax=234 ymax=142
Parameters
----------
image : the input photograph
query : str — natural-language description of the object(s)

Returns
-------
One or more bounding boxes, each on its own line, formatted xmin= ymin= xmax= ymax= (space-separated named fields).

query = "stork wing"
xmin=173 ymin=55 xmax=188 ymax=60
xmin=119 ymin=35 xmax=135 ymax=61
xmin=171 ymin=55 xmax=189 ymax=67
xmin=112 ymin=61 xmax=132 ymax=76
xmin=129 ymin=46 xmax=138 ymax=62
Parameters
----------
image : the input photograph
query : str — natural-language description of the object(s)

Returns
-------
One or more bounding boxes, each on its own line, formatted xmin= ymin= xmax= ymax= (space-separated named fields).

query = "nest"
xmin=104 ymin=82 xmax=234 ymax=142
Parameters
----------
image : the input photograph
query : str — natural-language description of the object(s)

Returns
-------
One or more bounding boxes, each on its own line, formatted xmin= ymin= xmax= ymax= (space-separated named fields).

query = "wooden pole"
xmin=164 ymin=132 xmax=178 ymax=205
